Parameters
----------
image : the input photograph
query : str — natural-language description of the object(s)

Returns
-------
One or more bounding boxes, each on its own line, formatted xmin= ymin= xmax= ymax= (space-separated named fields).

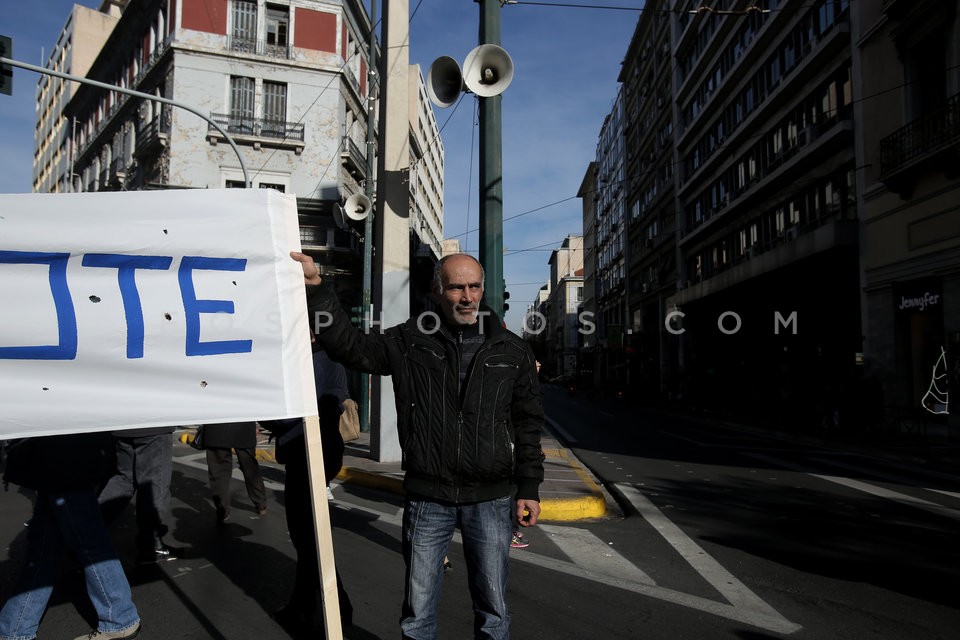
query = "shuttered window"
xmin=232 ymin=0 xmax=257 ymax=42
xmin=262 ymin=81 xmax=287 ymax=136
xmin=229 ymin=76 xmax=255 ymax=134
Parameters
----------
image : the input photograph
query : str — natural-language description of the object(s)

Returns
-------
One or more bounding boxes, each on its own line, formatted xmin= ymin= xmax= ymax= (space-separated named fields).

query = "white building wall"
xmin=408 ymin=64 xmax=444 ymax=259
xmin=165 ymin=53 xmax=343 ymax=195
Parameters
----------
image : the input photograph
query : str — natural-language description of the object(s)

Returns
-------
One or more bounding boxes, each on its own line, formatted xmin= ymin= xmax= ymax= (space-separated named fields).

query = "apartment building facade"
xmin=592 ymin=88 xmax=629 ymax=388
xmin=33 ymin=1 xmax=122 ymax=194
xmin=407 ymin=63 xmax=445 ymax=313
xmin=653 ymin=0 xmax=860 ymax=426
xmin=853 ymin=0 xmax=959 ymax=431
xmin=544 ymin=236 xmax=584 ymax=379
xmin=43 ymin=0 xmax=444 ymax=311
xmin=577 ymin=162 xmax=599 ymax=387
xmin=618 ymin=4 xmax=678 ymax=400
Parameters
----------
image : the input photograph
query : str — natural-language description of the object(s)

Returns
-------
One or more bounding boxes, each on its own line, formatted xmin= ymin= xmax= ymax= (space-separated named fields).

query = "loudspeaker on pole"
xmin=426 ymin=45 xmax=514 ymax=108
xmin=344 ymin=193 xmax=372 ymax=221
xmin=426 ymin=55 xmax=463 ymax=108
xmin=462 ymin=44 xmax=513 ymax=98
xmin=333 ymin=204 xmax=348 ymax=230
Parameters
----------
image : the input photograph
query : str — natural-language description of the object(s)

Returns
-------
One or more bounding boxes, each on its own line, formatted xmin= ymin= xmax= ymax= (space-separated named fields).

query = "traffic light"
xmin=1 ymin=36 xmax=13 ymax=97
xmin=349 ymin=306 xmax=362 ymax=328
xmin=503 ymin=289 xmax=510 ymax=312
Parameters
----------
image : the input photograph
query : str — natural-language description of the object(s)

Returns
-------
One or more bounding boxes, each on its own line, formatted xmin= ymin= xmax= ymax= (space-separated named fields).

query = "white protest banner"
xmin=0 ymin=189 xmax=317 ymax=439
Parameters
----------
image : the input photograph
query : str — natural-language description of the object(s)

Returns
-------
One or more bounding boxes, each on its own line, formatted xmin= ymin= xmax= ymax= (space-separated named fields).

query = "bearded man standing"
xmin=291 ymin=251 xmax=544 ymax=640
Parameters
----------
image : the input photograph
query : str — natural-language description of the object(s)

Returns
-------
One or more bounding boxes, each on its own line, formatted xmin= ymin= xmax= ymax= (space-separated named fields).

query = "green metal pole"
xmin=360 ymin=0 xmax=378 ymax=432
xmin=478 ymin=0 xmax=504 ymax=318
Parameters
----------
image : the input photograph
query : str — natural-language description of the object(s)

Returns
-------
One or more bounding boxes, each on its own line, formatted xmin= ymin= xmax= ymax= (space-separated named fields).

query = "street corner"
xmin=537 ymin=448 xmax=620 ymax=522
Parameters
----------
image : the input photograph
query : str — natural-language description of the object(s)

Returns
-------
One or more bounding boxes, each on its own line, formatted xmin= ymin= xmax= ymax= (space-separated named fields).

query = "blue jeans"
xmin=0 ymin=489 xmax=140 ymax=640
xmin=400 ymin=495 xmax=512 ymax=640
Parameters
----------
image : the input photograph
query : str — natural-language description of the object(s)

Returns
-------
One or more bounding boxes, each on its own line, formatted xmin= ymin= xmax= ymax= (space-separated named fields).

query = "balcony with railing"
xmin=134 ymin=111 xmax=171 ymax=158
xmin=207 ymin=113 xmax=305 ymax=154
xmin=228 ymin=36 xmax=292 ymax=60
xmin=108 ymin=156 xmax=127 ymax=186
xmin=342 ymin=65 xmax=362 ymax=100
xmin=880 ymin=92 xmax=960 ymax=196
xmin=341 ymin=134 xmax=366 ymax=179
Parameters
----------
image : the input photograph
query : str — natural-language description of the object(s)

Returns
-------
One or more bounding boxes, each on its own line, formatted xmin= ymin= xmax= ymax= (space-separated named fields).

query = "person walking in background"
xmin=98 ymin=426 xmax=179 ymax=564
xmin=0 ymin=433 xmax=142 ymax=640
xmin=267 ymin=339 xmax=353 ymax=637
xmin=198 ymin=422 xmax=268 ymax=524
xmin=292 ymin=251 xmax=545 ymax=640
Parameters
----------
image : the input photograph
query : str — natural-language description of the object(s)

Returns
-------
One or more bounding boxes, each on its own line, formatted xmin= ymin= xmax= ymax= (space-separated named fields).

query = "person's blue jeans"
xmin=400 ymin=495 xmax=512 ymax=640
xmin=0 ymin=489 xmax=140 ymax=640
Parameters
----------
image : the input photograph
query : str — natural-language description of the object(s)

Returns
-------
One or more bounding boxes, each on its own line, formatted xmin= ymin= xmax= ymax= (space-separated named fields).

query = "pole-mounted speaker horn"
xmin=344 ymin=193 xmax=372 ymax=221
xmin=333 ymin=204 xmax=349 ymax=230
xmin=462 ymin=44 xmax=514 ymax=98
xmin=426 ymin=55 xmax=464 ymax=108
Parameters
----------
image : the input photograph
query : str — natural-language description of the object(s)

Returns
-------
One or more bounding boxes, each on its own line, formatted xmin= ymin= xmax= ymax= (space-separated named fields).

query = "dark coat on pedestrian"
xmin=3 ymin=432 xmax=117 ymax=492
xmin=199 ymin=421 xmax=258 ymax=450
xmin=307 ymin=284 xmax=545 ymax=504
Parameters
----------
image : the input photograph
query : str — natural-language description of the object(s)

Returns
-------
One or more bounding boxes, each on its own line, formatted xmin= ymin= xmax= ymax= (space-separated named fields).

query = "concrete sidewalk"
xmin=179 ymin=424 xmax=614 ymax=522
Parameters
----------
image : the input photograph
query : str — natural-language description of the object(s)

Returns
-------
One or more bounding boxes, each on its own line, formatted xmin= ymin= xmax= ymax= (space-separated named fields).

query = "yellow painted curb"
xmin=336 ymin=458 xmax=610 ymax=522
xmin=179 ymin=432 xmax=277 ymax=464
xmin=338 ymin=466 xmax=405 ymax=494
xmin=178 ymin=430 xmax=610 ymax=521
xmin=538 ymin=448 xmax=608 ymax=521
xmin=539 ymin=493 xmax=608 ymax=521
xmin=255 ymin=449 xmax=277 ymax=464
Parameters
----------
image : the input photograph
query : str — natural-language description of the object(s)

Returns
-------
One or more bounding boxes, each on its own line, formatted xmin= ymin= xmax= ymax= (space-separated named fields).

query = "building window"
xmin=262 ymin=81 xmax=288 ymax=136
xmin=232 ymin=0 xmax=257 ymax=45
xmin=903 ymin=26 xmax=948 ymax=120
xmin=230 ymin=76 xmax=255 ymax=134
xmin=266 ymin=5 xmax=289 ymax=47
xmin=226 ymin=179 xmax=286 ymax=191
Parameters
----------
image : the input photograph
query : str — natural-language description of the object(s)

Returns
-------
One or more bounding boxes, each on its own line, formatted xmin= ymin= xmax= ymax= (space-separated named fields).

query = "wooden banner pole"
xmin=303 ymin=413 xmax=342 ymax=639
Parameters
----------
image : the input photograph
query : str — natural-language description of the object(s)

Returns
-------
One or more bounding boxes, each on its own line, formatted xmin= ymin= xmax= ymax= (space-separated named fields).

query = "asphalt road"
xmin=539 ymin=385 xmax=960 ymax=639
xmin=1 ymin=388 xmax=958 ymax=638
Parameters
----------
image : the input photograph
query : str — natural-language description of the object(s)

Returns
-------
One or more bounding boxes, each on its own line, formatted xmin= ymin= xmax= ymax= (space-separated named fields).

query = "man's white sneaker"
xmin=73 ymin=622 xmax=141 ymax=640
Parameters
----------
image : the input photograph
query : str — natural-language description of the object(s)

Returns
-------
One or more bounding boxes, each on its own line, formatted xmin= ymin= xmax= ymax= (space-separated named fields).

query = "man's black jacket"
xmin=307 ymin=285 xmax=544 ymax=504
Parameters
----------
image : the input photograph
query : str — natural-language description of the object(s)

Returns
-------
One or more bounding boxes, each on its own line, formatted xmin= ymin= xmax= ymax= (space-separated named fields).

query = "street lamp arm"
xmin=1 ymin=55 xmax=251 ymax=188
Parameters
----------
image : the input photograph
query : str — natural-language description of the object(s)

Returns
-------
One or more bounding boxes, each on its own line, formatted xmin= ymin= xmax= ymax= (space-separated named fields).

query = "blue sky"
xmin=0 ymin=0 xmax=642 ymax=332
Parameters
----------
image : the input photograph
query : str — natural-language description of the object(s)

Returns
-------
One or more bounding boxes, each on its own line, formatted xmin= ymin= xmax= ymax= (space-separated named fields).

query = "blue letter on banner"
xmin=0 ymin=250 xmax=78 ymax=360
xmin=82 ymin=254 xmax=173 ymax=358
xmin=178 ymin=256 xmax=253 ymax=356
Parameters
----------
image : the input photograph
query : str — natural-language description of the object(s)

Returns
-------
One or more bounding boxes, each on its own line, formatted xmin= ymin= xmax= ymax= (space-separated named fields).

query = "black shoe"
xmin=137 ymin=538 xmax=180 ymax=564
xmin=216 ymin=505 xmax=231 ymax=525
